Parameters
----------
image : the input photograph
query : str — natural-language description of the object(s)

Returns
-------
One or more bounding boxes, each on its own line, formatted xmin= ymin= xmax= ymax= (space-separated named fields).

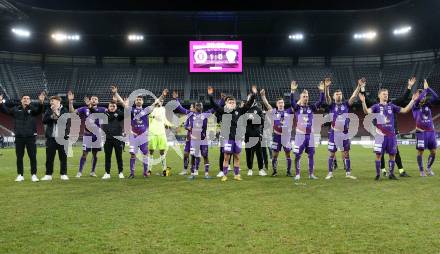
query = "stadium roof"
xmin=0 ymin=0 xmax=439 ymax=57
xmin=10 ymin=0 xmax=409 ymax=11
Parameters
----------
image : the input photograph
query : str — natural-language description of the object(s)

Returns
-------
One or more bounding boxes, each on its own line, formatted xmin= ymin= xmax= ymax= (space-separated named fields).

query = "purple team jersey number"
xmin=189 ymin=41 xmax=242 ymax=73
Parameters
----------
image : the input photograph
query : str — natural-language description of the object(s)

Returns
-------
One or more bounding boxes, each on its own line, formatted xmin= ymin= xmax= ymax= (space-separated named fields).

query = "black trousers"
xmin=104 ymin=138 xmax=124 ymax=174
xmin=261 ymin=146 xmax=270 ymax=169
xmin=45 ymin=137 xmax=68 ymax=175
xmin=15 ymin=136 xmax=37 ymax=175
xmin=245 ymin=140 xmax=264 ymax=170
xmin=381 ymin=146 xmax=403 ymax=170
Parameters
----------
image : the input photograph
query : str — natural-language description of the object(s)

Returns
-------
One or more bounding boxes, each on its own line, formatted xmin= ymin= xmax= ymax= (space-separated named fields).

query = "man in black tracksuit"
xmin=101 ymin=101 xmax=124 ymax=179
xmin=41 ymin=96 xmax=70 ymax=181
xmin=0 ymin=92 xmax=45 ymax=182
xmin=244 ymin=101 xmax=267 ymax=176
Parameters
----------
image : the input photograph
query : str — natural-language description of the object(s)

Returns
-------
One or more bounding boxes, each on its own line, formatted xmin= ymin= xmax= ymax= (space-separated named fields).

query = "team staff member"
xmin=41 ymin=96 xmax=70 ymax=181
xmin=0 ymin=92 xmax=45 ymax=182
xmin=101 ymin=86 xmax=126 ymax=179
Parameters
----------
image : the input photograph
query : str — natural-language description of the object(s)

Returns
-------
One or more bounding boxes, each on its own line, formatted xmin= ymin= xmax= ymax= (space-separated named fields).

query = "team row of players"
xmin=0 ymin=77 xmax=437 ymax=182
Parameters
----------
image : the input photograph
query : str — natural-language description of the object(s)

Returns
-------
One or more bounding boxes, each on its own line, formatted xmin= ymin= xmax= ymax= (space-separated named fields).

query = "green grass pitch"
xmin=0 ymin=145 xmax=439 ymax=253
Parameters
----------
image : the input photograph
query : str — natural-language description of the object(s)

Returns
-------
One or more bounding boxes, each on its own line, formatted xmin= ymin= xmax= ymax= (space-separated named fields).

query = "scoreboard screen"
xmin=189 ymin=41 xmax=242 ymax=73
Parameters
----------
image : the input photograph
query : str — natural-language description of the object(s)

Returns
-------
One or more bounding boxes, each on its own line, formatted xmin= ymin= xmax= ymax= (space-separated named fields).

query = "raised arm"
xmin=0 ymin=94 xmax=14 ymax=115
xmin=394 ymin=77 xmax=416 ymax=106
xmin=67 ymin=91 xmax=76 ymax=113
xmin=314 ymin=82 xmax=325 ymax=109
xmin=259 ymin=89 xmax=272 ymax=111
xmin=172 ymin=90 xmax=191 ymax=115
xmin=142 ymin=89 xmax=169 ymax=115
xmin=425 ymin=80 xmax=439 ymax=104
xmin=323 ymin=78 xmax=332 ymax=105
xmin=30 ymin=91 xmax=45 ymax=116
xmin=358 ymin=93 xmax=372 ymax=114
xmin=207 ymin=86 xmax=223 ymax=113
xmin=290 ymin=80 xmax=299 ymax=107
xmin=241 ymin=85 xmax=257 ymax=112
xmin=111 ymin=85 xmax=128 ymax=109
xmin=348 ymin=80 xmax=362 ymax=106
xmin=400 ymin=94 xmax=416 ymax=114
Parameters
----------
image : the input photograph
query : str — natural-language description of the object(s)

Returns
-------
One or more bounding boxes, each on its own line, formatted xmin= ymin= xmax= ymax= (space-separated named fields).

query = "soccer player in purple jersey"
xmin=292 ymin=81 xmax=325 ymax=181
xmin=260 ymin=81 xmax=298 ymax=177
xmin=174 ymin=91 xmax=223 ymax=179
xmin=324 ymin=78 xmax=361 ymax=180
xmin=68 ymin=91 xmax=107 ymax=178
xmin=178 ymin=103 xmax=195 ymax=175
xmin=413 ymin=79 xmax=438 ymax=176
xmin=359 ymin=89 xmax=417 ymax=180
xmin=208 ymin=85 xmax=257 ymax=181
xmin=113 ymin=88 xmax=168 ymax=178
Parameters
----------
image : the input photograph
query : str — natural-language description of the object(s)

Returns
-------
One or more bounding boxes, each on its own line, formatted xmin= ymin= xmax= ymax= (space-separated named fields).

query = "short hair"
xmin=378 ymin=89 xmax=388 ymax=95
xmin=333 ymin=89 xmax=342 ymax=94
xmin=90 ymin=95 xmax=99 ymax=99
xmin=109 ymin=101 xmax=117 ymax=105
xmin=226 ymin=96 xmax=235 ymax=101
xmin=21 ymin=95 xmax=30 ymax=99
xmin=276 ymin=97 xmax=284 ymax=101
xmin=136 ymin=96 xmax=144 ymax=99
xmin=50 ymin=96 xmax=62 ymax=102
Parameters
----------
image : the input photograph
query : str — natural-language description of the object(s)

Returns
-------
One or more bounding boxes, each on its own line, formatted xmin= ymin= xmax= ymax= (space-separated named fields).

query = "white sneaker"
xmin=15 ymin=175 xmax=24 ymax=182
xmin=76 ymin=172 xmax=82 ymax=178
xmin=427 ymin=170 xmax=435 ymax=176
xmin=345 ymin=174 xmax=357 ymax=180
xmin=259 ymin=169 xmax=267 ymax=176
xmin=102 ymin=173 xmax=111 ymax=179
xmin=178 ymin=170 xmax=187 ymax=176
xmin=90 ymin=172 xmax=97 ymax=177
xmin=118 ymin=172 xmax=124 ymax=179
xmin=247 ymin=170 xmax=253 ymax=176
xmin=194 ymin=170 xmax=199 ymax=176
xmin=31 ymin=174 xmax=39 ymax=182
xmin=60 ymin=175 xmax=69 ymax=181
xmin=309 ymin=174 xmax=318 ymax=180
xmin=294 ymin=174 xmax=301 ymax=181
xmin=41 ymin=175 xmax=53 ymax=181
xmin=216 ymin=171 xmax=225 ymax=178
xmin=325 ymin=173 xmax=333 ymax=180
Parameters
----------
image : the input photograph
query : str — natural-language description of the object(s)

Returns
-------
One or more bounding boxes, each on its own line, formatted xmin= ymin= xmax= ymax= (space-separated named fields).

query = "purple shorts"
xmin=190 ymin=144 xmax=208 ymax=158
xmin=293 ymin=133 xmax=315 ymax=155
xmin=129 ymin=133 xmax=148 ymax=155
xmin=328 ymin=131 xmax=350 ymax=152
xmin=374 ymin=135 xmax=397 ymax=155
xmin=82 ymin=135 xmax=102 ymax=152
xmin=223 ymin=140 xmax=242 ymax=154
xmin=184 ymin=140 xmax=191 ymax=153
xmin=416 ymin=131 xmax=438 ymax=151
xmin=271 ymin=134 xmax=292 ymax=152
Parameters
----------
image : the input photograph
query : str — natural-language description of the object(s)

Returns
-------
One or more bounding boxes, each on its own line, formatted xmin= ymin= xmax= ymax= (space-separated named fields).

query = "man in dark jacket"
xmin=0 ymin=92 xmax=45 ymax=182
xmin=41 ymin=96 xmax=70 ymax=181
xmin=244 ymin=100 xmax=267 ymax=176
xmin=101 ymin=88 xmax=125 ymax=179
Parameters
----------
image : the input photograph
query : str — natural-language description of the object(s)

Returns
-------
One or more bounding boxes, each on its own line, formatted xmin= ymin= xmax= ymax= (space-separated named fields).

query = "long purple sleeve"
xmin=428 ymin=87 xmax=439 ymax=104
xmin=313 ymin=92 xmax=325 ymax=110
xmin=175 ymin=99 xmax=191 ymax=115
xmin=414 ymin=89 xmax=427 ymax=107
